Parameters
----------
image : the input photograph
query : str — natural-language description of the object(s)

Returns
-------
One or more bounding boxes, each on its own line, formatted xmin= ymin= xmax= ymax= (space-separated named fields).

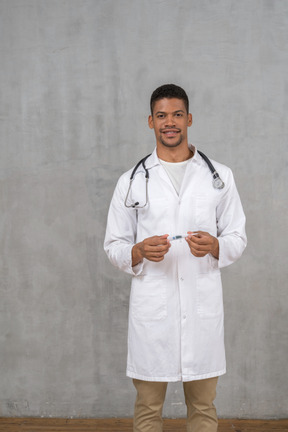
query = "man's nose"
xmin=165 ymin=115 xmax=175 ymax=126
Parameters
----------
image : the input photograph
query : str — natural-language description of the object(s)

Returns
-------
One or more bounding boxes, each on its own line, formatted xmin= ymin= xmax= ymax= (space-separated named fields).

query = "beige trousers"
xmin=133 ymin=377 xmax=218 ymax=432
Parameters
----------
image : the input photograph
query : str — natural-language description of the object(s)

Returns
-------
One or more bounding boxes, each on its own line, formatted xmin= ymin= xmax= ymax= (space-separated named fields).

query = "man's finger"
xmin=145 ymin=235 xmax=169 ymax=246
xmin=187 ymin=234 xmax=212 ymax=245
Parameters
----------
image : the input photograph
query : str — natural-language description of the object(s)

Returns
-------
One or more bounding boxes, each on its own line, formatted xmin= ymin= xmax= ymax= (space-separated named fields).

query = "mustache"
xmin=160 ymin=128 xmax=181 ymax=132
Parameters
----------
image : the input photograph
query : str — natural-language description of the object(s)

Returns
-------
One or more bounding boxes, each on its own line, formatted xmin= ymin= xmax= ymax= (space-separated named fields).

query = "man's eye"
xmin=176 ymin=113 xmax=183 ymax=117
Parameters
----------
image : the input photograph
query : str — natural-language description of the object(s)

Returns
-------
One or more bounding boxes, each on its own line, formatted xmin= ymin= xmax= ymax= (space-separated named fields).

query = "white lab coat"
xmin=104 ymin=146 xmax=247 ymax=382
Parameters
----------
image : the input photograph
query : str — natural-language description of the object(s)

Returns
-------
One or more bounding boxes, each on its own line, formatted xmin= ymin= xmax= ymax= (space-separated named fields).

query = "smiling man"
xmin=150 ymin=99 xmax=191 ymax=149
xmin=104 ymin=84 xmax=247 ymax=432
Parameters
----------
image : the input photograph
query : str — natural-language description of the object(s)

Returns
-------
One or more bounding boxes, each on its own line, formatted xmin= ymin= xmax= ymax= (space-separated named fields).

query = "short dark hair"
xmin=150 ymin=84 xmax=189 ymax=114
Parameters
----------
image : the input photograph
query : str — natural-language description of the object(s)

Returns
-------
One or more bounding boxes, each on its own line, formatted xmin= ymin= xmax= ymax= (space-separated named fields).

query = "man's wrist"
xmin=132 ymin=243 xmax=143 ymax=267
xmin=211 ymin=237 xmax=219 ymax=259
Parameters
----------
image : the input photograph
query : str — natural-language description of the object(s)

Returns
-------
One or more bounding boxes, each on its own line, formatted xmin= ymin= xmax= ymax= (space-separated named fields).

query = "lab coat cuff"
xmin=217 ymin=237 xmax=225 ymax=268
xmin=131 ymin=261 xmax=144 ymax=275
xmin=217 ymin=236 xmax=234 ymax=269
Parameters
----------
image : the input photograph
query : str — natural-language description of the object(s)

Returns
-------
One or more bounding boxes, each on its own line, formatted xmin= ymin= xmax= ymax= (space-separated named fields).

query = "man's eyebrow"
xmin=154 ymin=109 xmax=185 ymax=115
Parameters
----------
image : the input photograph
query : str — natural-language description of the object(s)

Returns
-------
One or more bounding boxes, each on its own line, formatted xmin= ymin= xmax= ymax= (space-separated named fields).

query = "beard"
xmin=159 ymin=133 xmax=183 ymax=148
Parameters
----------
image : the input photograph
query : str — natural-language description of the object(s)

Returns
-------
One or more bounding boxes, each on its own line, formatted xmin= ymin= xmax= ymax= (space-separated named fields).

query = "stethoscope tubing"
xmin=124 ymin=150 xmax=224 ymax=208
xmin=129 ymin=153 xmax=151 ymax=181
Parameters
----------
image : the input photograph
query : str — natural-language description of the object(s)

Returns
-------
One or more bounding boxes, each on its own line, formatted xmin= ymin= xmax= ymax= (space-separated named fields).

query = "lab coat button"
xmin=180 ymin=277 xmax=184 ymax=281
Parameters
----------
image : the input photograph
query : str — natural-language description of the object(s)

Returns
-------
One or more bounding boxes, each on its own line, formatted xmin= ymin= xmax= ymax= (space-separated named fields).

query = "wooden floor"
xmin=0 ymin=418 xmax=287 ymax=432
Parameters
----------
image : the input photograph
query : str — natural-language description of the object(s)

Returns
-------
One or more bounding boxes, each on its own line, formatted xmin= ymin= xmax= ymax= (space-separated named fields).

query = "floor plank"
xmin=0 ymin=418 xmax=287 ymax=432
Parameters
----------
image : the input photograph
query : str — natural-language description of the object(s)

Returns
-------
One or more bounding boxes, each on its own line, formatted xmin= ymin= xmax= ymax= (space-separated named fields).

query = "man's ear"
xmin=188 ymin=113 xmax=193 ymax=127
xmin=148 ymin=115 xmax=154 ymax=129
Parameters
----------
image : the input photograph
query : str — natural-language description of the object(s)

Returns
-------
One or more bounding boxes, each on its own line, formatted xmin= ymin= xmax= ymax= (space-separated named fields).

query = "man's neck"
xmin=156 ymin=145 xmax=194 ymax=163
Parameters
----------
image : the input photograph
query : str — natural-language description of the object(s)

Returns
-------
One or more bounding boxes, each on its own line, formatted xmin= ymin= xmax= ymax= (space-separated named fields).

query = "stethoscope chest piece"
xmin=213 ymin=173 xmax=225 ymax=189
xmin=197 ymin=150 xmax=225 ymax=190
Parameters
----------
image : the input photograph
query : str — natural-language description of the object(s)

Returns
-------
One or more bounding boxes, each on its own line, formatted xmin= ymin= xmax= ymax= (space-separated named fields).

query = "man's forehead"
xmin=153 ymin=97 xmax=187 ymax=113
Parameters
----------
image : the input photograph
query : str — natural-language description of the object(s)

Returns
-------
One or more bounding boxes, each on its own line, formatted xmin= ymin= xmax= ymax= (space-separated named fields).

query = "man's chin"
xmin=160 ymin=139 xmax=182 ymax=148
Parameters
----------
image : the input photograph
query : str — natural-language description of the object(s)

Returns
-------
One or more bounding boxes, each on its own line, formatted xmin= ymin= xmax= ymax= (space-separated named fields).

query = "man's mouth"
xmin=161 ymin=129 xmax=180 ymax=137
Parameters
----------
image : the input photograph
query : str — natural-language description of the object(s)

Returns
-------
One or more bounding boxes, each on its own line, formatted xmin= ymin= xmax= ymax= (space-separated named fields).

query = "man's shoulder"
xmin=200 ymin=155 xmax=234 ymax=188
xmin=209 ymin=157 xmax=232 ymax=173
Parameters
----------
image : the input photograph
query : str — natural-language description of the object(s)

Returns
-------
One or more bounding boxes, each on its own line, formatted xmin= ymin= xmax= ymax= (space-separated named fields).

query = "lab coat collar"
xmin=145 ymin=144 xmax=203 ymax=170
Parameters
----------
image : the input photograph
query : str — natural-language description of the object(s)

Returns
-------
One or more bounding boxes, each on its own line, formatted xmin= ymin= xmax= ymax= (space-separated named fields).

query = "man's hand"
xmin=132 ymin=235 xmax=171 ymax=266
xmin=186 ymin=231 xmax=219 ymax=259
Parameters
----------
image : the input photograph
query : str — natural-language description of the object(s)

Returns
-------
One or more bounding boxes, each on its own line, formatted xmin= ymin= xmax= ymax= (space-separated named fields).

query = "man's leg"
xmin=183 ymin=377 xmax=218 ymax=432
xmin=133 ymin=379 xmax=168 ymax=432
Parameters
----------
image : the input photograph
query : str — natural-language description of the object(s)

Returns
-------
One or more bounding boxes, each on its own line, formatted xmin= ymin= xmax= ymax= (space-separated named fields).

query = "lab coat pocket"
xmin=196 ymin=272 xmax=223 ymax=318
xmin=131 ymin=276 xmax=167 ymax=321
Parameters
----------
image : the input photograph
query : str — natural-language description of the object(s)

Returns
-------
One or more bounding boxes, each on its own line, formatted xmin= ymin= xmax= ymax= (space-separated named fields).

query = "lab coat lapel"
xmin=178 ymin=148 xmax=203 ymax=198
xmin=146 ymin=148 xmax=178 ymax=196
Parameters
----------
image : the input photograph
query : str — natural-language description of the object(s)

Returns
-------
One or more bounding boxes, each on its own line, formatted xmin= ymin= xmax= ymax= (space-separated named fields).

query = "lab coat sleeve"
xmin=216 ymin=168 xmax=247 ymax=268
xmin=104 ymin=176 xmax=144 ymax=276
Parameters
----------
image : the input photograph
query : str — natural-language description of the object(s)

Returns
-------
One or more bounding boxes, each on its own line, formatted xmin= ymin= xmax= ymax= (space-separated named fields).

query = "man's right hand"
xmin=132 ymin=234 xmax=171 ymax=266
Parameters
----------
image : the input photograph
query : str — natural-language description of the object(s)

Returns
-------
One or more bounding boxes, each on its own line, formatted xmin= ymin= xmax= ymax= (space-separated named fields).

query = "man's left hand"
xmin=185 ymin=231 xmax=219 ymax=259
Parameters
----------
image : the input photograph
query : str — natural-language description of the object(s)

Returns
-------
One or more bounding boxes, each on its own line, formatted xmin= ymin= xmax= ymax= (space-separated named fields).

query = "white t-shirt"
xmin=159 ymin=159 xmax=189 ymax=195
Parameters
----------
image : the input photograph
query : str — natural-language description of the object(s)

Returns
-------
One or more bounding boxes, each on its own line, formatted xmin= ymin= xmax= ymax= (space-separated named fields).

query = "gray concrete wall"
xmin=0 ymin=0 xmax=287 ymax=419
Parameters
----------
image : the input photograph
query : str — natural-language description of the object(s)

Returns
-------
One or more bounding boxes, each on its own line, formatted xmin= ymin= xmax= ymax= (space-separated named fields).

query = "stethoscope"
xmin=124 ymin=150 xmax=225 ymax=208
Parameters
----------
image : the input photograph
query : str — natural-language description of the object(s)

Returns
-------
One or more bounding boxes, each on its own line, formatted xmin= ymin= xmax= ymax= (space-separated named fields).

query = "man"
xmin=104 ymin=84 xmax=247 ymax=432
